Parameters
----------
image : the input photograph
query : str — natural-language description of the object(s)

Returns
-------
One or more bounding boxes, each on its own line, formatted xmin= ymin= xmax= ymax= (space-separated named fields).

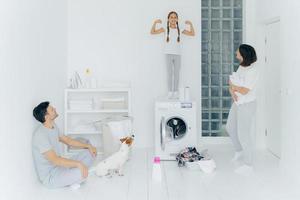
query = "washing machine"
xmin=155 ymin=99 xmax=197 ymax=160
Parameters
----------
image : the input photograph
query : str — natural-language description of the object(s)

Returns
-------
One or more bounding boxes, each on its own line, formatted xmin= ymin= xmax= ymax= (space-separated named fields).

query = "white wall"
xmin=0 ymin=0 xmax=67 ymax=199
xmin=280 ymin=0 xmax=300 ymax=183
xmin=245 ymin=0 xmax=300 ymax=183
xmin=67 ymin=0 xmax=201 ymax=148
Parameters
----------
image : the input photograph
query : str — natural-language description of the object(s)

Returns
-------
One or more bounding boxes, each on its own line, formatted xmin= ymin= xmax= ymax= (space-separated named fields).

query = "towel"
xmin=230 ymin=72 xmax=247 ymax=105
xmin=197 ymin=159 xmax=216 ymax=173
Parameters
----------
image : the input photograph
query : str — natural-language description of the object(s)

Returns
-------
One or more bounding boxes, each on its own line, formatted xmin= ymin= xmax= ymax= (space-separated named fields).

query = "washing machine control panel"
xmin=180 ymin=102 xmax=193 ymax=108
xmin=156 ymin=101 xmax=193 ymax=109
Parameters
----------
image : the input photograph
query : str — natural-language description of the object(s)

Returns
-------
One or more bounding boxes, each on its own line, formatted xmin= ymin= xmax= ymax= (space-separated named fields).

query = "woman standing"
xmin=226 ymin=44 xmax=258 ymax=173
xmin=150 ymin=11 xmax=195 ymax=99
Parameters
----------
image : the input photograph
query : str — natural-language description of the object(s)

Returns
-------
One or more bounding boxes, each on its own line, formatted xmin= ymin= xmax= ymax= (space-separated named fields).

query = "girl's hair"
xmin=239 ymin=44 xmax=257 ymax=67
xmin=166 ymin=11 xmax=180 ymax=43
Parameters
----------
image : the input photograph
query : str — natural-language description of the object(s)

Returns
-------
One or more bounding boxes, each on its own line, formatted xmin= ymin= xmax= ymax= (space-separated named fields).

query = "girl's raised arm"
xmin=182 ymin=20 xmax=195 ymax=36
xmin=150 ymin=19 xmax=165 ymax=35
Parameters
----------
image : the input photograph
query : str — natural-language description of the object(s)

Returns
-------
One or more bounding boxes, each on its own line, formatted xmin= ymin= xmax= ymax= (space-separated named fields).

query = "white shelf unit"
xmin=64 ymin=87 xmax=131 ymax=155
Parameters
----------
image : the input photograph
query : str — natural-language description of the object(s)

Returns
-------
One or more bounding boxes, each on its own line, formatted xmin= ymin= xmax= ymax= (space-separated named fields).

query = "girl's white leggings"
xmin=166 ymin=54 xmax=181 ymax=93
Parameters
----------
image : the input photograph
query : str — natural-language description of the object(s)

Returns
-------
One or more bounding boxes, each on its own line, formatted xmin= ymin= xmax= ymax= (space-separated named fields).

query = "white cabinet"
xmin=64 ymin=88 xmax=131 ymax=155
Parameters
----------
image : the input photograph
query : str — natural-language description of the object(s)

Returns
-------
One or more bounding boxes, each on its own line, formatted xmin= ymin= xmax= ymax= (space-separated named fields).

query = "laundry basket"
xmin=94 ymin=117 xmax=133 ymax=157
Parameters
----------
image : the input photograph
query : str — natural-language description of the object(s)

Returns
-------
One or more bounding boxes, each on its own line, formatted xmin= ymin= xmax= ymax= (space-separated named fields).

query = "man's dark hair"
xmin=239 ymin=44 xmax=257 ymax=67
xmin=33 ymin=101 xmax=50 ymax=123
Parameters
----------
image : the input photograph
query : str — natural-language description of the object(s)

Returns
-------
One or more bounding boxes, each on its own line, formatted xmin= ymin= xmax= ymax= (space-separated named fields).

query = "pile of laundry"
xmin=176 ymin=147 xmax=204 ymax=167
xmin=176 ymin=147 xmax=216 ymax=173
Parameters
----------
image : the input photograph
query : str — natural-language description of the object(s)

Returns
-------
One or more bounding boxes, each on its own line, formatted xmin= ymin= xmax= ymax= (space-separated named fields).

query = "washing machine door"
xmin=160 ymin=116 xmax=187 ymax=150
xmin=166 ymin=117 xmax=187 ymax=140
xmin=160 ymin=117 xmax=173 ymax=150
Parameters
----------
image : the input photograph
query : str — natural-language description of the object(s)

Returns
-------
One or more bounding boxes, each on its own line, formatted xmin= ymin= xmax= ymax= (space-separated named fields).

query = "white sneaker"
xmin=234 ymin=164 xmax=253 ymax=175
xmin=231 ymin=151 xmax=243 ymax=162
xmin=69 ymin=183 xmax=81 ymax=190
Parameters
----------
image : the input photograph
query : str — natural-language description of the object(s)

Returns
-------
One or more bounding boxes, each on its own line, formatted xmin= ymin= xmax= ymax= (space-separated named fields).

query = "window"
xmin=201 ymin=0 xmax=243 ymax=137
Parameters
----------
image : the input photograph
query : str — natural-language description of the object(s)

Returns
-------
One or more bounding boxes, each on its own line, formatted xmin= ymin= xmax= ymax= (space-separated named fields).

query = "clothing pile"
xmin=175 ymin=147 xmax=204 ymax=167
xmin=176 ymin=147 xmax=217 ymax=173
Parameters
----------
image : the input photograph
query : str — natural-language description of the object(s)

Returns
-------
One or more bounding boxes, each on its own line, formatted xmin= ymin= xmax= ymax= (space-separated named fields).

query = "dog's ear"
xmin=120 ymin=137 xmax=127 ymax=143
xmin=125 ymin=137 xmax=133 ymax=146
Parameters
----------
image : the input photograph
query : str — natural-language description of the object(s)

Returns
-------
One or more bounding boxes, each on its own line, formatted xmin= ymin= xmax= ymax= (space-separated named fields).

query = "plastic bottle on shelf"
xmin=184 ymin=86 xmax=191 ymax=102
xmin=84 ymin=68 xmax=91 ymax=88
xmin=179 ymin=87 xmax=185 ymax=102
xmin=91 ymin=77 xmax=97 ymax=88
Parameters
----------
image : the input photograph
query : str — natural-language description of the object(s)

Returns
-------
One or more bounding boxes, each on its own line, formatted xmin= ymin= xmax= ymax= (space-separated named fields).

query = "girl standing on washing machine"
xmin=226 ymin=44 xmax=258 ymax=174
xmin=150 ymin=11 xmax=195 ymax=99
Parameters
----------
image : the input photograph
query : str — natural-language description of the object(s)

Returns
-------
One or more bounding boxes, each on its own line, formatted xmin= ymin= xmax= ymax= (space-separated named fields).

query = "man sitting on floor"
xmin=32 ymin=101 xmax=97 ymax=189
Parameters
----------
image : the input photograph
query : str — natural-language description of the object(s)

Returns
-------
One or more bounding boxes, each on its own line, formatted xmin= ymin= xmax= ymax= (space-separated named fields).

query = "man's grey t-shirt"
xmin=32 ymin=124 xmax=63 ymax=183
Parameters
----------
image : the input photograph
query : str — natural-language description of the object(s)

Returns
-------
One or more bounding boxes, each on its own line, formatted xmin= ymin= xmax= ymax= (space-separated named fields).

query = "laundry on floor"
xmin=176 ymin=147 xmax=216 ymax=173
xmin=176 ymin=147 xmax=204 ymax=166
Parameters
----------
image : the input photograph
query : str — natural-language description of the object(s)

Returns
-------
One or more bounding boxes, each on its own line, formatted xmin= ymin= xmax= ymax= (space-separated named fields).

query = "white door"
xmin=265 ymin=20 xmax=281 ymax=158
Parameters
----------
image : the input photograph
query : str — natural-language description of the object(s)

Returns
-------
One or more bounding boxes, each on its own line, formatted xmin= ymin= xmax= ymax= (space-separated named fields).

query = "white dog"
xmin=96 ymin=136 xmax=134 ymax=177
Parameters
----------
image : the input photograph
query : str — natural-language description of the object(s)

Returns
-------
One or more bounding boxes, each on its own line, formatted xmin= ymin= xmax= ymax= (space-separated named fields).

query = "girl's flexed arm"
xmin=182 ymin=20 xmax=195 ymax=36
xmin=150 ymin=19 xmax=165 ymax=34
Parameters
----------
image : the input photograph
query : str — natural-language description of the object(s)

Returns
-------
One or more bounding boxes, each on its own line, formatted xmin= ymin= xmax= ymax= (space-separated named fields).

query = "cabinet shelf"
xmin=64 ymin=87 xmax=131 ymax=155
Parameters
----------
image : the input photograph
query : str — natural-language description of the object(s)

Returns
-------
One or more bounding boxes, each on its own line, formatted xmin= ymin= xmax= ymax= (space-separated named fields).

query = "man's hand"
xmin=60 ymin=136 xmax=97 ymax=157
xmin=77 ymin=162 xmax=89 ymax=179
xmin=88 ymin=145 xmax=97 ymax=157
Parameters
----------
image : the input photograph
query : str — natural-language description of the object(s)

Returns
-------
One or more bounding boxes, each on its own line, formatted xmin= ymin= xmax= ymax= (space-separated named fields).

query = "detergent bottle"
xmin=152 ymin=156 xmax=162 ymax=182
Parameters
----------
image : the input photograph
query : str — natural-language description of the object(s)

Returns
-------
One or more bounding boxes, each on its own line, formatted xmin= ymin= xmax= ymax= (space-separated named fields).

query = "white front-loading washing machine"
xmin=155 ymin=99 xmax=197 ymax=160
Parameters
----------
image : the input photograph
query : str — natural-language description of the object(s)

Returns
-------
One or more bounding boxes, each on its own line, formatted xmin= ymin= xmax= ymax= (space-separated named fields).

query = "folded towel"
xmin=230 ymin=73 xmax=247 ymax=105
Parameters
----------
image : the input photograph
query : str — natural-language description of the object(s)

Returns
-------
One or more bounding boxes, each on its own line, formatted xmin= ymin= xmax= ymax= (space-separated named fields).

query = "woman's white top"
xmin=164 ymin=27 xmax=181 ymax=55
xmin=230 ymin=64 xmax=259 ymax=105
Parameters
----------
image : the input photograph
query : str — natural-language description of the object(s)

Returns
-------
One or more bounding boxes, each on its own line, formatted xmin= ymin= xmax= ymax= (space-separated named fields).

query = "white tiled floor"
xmin=31 ymin=145 xmax=300 ymax=200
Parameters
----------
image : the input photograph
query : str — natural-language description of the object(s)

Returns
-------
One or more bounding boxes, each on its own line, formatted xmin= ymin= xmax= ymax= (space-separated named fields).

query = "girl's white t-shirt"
xmin=164 ymin=27 xmax=181 ymax=55
xmin=233 ymin=65 xmax=259 ymax=104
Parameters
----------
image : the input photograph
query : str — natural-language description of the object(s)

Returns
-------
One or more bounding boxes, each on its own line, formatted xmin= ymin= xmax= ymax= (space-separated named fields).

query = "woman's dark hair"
xmin=239 ymin=44 xmax=257 ymax=67
xmin=166 ymin=11 xmax=180 ymax=43
xmin=33 ymin=101 xmax=49 ymax=123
